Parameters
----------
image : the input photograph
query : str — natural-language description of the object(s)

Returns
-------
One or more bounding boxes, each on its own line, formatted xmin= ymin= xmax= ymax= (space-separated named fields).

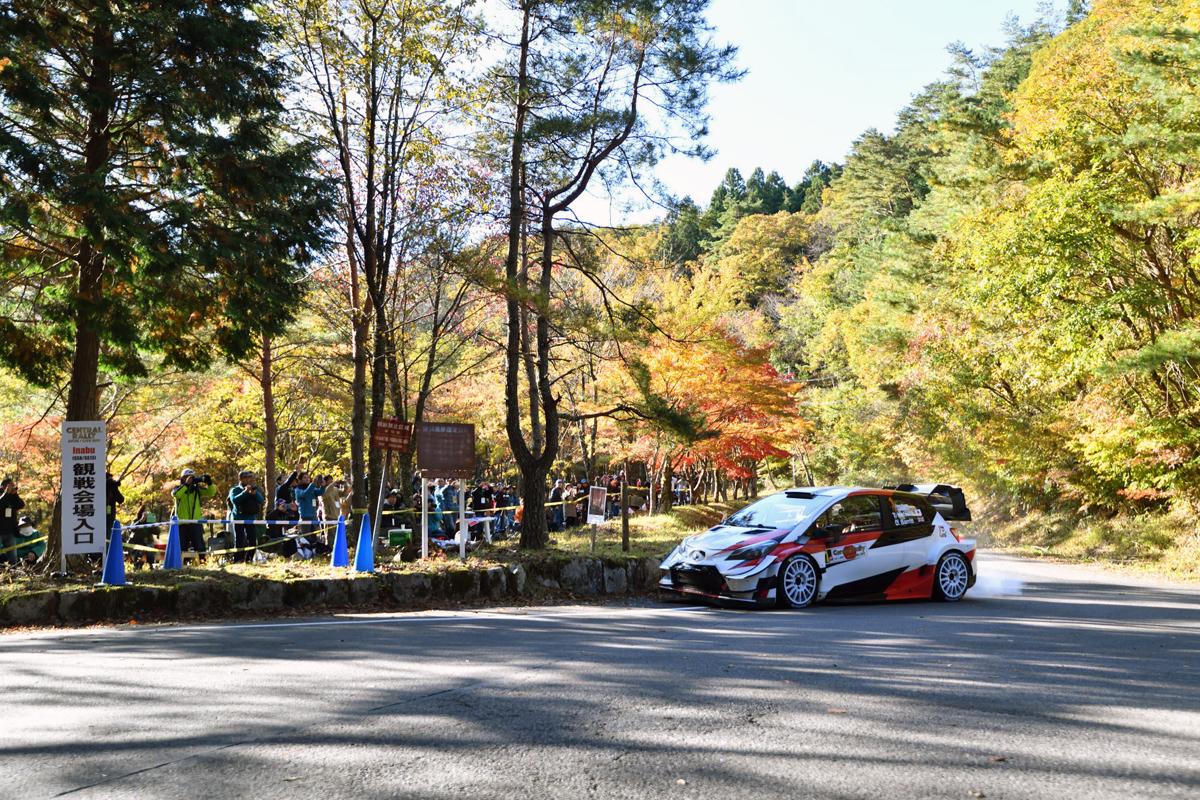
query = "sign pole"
xmin=458 ymin=481 xmax=467 ymax=561
xmin=373 ymin=451 xmax=390 ymax=548
xmin=420 ymin=476 xmax=429 ymax=560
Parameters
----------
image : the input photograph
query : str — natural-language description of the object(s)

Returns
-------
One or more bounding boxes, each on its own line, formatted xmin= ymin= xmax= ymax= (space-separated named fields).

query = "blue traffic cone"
xmin=163 ymin=515 xmax=183 ymax=570
xmin=330 ymin=515 xmax=349 ymax=568
xmin=353 ymin=513 xmax=374 ymax=573
xmin=100 ymin=520 xmax=126 ymax=586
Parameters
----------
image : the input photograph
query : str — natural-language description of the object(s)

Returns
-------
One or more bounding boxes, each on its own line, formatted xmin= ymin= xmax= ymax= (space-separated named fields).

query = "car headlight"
xmin=726 ymin=541 xmax=776 ymax=561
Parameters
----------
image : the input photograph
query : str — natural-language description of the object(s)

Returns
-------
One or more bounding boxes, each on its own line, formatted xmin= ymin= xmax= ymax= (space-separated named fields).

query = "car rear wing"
xmin=889 ymin=483 xmax=972 ymax=522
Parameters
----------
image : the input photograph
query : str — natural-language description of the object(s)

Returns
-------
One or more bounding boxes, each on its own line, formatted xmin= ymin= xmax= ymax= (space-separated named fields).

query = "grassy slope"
xmin=488 ymin=501 xmax=743 ymax=562
xmin=971 ymin=502 xmax=1200 ymax=581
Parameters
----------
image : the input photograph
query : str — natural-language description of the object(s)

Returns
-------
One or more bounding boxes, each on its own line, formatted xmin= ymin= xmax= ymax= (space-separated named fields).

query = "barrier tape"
xmin=0 ymin=535 xmax=47 ymax=557
xmin=351 ymin=492 xmax=631 ymax=517
xmin=120 ymin=523 xmax=338 ymax=557
xmin=120 ymin=518 xmax=337 ymax=532
xmin=376 ymin=498 xmax=589 ymax=517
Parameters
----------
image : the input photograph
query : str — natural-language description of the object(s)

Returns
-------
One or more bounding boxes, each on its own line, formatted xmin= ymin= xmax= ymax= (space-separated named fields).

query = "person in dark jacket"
xmin=0 ymin=478 xmax=26 ymax=566
xmin=228 ymin=471 xmax=265 ymax=563
xmin=105 ymin=471 xmax=124 ymax=537
xmin=129 ymin=506 xmax=156 ymax=569
xmin=549 ymin=480 xmax=565 ymax=532
xmin=274 ymin=460 xmax=305 ymax=507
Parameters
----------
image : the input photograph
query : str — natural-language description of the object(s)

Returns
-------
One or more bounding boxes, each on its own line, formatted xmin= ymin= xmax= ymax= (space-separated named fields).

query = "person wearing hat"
xmin=14 ymin=515 xmax=45 ymax=564
xmin=228 ymin=471 xmax=265 ymax=563
xmin=172 ymin=468 xmax=216 ymax=557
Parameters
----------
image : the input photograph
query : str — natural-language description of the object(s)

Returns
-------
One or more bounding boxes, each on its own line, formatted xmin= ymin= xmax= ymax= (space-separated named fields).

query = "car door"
xmin=878 ymin=494 xmax=935 ymax=563
xmin=816 ymin=493 xmax=903 ymax=598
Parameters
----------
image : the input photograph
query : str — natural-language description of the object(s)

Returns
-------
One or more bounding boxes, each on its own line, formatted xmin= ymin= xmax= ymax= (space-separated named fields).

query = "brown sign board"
xmin=371 ymin=418 xmax=414 ymax=452
xmin=415 ymin=422 xmax=476 ymax=478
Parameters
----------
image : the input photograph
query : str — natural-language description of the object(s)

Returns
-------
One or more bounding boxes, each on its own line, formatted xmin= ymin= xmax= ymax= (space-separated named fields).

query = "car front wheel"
xmin=777 ymin=555 xmax=819 ymax=609
xmin=934 ymin=552 xmax=970 ymax=602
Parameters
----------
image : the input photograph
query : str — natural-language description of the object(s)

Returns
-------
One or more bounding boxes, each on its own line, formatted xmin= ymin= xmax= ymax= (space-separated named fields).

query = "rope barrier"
xmin=0 ymin=535 xmax=47 ymax=557
xmin=116 ymin=523 xmax=339 ymax=558
xmin=119 ymin=518 xmax=337 ymax=531
xmin=376 ymin=498 xmax=587 ymax=517
xmin=7 ymin=491 xmax=640 ymax=561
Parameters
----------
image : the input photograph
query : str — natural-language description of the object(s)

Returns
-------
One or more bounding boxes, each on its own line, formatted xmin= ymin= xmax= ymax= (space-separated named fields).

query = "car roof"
xmin=784 ymin=486 xmax=885 ymax=496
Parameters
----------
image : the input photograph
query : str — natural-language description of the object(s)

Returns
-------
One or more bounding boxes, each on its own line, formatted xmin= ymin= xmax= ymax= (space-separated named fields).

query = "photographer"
xmin=0 ymin=478 xmax=25 ymax=566
xmin=227 ymin=471 xmax=265 ymax=563
xmin=275 ymin=460 xmax=304 ymax=507
xmin=293 ymin=471 xmax=325 ymax=536
xmin=320 ymin=475 xmax=343 ymax=524
xmin=171 ymin=468 xmax=216 ymax=557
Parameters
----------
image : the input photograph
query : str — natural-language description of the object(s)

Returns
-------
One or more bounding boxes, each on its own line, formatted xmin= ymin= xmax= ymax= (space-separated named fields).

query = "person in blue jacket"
xmin=228 ymin=471 xmax=265 ymax=563
xmin=293 ymin=472 xmax=325 ymax=536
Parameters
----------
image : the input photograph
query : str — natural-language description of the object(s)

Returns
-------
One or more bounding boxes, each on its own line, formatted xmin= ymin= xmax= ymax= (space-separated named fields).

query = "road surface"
xmin=2 ymin=553 xmax=1198 ymax=799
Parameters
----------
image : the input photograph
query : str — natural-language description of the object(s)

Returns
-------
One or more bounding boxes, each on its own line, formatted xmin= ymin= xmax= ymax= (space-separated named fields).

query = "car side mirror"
xmin=813 ymin=523 xmax=847 ymax=540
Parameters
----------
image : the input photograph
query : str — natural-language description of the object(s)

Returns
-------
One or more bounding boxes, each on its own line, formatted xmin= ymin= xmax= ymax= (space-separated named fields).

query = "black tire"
xmin=933 ymin=551 xmax=970 ymax=602
xmin=776 ymin=555 xmax=820 ymax=609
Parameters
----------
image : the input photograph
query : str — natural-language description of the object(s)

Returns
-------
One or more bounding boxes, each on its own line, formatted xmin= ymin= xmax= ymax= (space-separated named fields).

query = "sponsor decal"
xmin=825 ymin=543 xmax=867 ymax=566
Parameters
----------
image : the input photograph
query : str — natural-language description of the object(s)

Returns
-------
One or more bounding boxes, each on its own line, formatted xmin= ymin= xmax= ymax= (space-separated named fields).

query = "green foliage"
xmin=773 ymin=0 xmax=1200 ymax=520
xmin=0 ymin=0 xmax=334 ymax=388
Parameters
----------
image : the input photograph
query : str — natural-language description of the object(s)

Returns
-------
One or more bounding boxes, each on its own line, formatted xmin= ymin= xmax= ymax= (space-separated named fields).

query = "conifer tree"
xmin=0 ymin=0 xmax=333 ymax=423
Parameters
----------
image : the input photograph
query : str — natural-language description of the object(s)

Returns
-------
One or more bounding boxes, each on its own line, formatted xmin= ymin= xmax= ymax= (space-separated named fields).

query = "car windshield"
xmin=723 ymin=492 xmax=824 ymax=530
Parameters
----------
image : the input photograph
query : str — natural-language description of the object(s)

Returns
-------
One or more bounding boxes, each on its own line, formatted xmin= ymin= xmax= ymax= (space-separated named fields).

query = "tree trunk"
xmin=261 ymin=333 xmax=276 ymax=504
xmin=661 ymin=458 xmax=674 ymax=513
xmin=504 ymin=6 xmax=556 ymax=550
xmin=518 ymin=466 xmax=547 ymax=550
xmin=368 ymin=314 xmax=388 ymax=517
xmin=350 ymin=312 xmax=369 ymax=511
xmin=48 ymin=13 xmax=114 ymax=573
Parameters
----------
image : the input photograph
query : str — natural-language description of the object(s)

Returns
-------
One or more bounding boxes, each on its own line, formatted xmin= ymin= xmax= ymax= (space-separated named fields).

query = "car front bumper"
xmin=658 ymin=565 xmax=777 ymax=608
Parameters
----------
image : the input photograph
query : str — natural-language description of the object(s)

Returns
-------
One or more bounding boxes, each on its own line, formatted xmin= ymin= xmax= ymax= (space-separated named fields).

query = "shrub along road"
xmin=1 ymin=554 xmax=1197 ymax=799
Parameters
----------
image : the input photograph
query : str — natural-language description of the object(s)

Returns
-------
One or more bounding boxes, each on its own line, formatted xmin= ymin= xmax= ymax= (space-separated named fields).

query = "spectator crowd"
xmin=1 ymin=463 xmax=693 ymax=571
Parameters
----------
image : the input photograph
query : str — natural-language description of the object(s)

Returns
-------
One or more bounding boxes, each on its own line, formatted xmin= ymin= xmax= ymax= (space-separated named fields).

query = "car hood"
xmin=680 ymin=525 xmax=788 ymax=557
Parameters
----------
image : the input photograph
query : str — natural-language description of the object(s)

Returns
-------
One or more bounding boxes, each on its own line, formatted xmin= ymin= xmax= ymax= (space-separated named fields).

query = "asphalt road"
xmin=2 ymin=553 xmax=1198 ymax=800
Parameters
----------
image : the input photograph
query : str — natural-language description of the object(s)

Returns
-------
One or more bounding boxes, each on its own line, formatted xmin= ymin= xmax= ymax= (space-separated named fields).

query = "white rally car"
xmin=659 ymin=486 xmax=976 ymax=608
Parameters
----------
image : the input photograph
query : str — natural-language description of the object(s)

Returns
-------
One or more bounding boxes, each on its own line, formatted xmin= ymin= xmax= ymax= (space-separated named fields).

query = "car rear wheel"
xmin=777 ymin=555 xmax=819 ymax=609
xmin=934 ymin=552 xmax=970 ymax=602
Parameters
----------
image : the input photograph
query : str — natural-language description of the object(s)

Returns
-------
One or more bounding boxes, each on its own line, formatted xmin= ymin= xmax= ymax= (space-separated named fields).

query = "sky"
xmin=577 ymin=0 xmax=1057 ymax=224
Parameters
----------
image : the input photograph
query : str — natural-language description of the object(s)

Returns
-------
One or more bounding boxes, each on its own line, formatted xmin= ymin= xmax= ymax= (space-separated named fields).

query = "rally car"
xmin=659 ymin=486 xmax=976 ymax=608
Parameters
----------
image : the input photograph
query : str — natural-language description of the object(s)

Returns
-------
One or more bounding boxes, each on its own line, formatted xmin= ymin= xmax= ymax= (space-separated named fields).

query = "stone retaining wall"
xmin=0 ymin=556 xmax=665 ymax=629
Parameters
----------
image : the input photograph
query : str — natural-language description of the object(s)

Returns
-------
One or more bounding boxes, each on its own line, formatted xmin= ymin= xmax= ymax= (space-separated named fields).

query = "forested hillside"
xmin=2 ymin=0 xmax=1199 ymax=568
xmin=687 ymin=0 xmax=1200 ymax=567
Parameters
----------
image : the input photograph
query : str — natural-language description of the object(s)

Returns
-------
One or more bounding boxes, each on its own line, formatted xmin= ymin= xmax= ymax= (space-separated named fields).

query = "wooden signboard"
xmin=371 ymin=417 xmax=414 ymax=452
xmin=415 ymin=422 xmax=476 ymax=478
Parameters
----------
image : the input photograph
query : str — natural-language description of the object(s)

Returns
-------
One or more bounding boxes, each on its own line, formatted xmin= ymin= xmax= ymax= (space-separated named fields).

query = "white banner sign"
xmin=586 ymin=485 xmax=607 ymax=526
xmin=61 ymin=421 xmax=106 ymax=555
